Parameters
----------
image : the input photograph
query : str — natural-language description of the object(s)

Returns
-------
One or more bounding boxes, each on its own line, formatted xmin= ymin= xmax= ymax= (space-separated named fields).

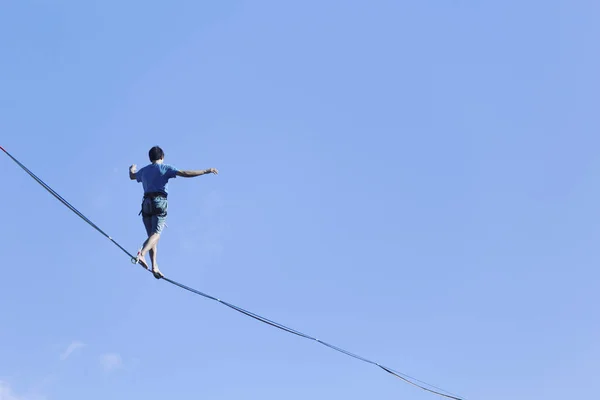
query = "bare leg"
xmin=140 ymin=233 xmax=159 ymax=256
xmin=149 ymin=244 xmax=157 ymax=269
xmin=140 ymin=233 xmax=163 ymax=278
xmin=149 ymin=244 xmax=162 ymax=278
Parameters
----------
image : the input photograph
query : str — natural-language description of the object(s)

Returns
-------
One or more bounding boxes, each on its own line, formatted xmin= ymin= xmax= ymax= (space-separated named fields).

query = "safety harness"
xmin=139 ymin=192 xmax=168 ymax=218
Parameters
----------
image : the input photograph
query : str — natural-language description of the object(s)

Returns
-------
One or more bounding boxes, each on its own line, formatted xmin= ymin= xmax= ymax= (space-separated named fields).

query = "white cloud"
xmin=99 ymin=353 xmax=123 ymax=372
xmin=0 ymin=381 xmax=46 ymax=400
xmin=0 ymin=381 xmax=19 ymax=400
xmin=59 ymin=341 xmax=85 ymax=361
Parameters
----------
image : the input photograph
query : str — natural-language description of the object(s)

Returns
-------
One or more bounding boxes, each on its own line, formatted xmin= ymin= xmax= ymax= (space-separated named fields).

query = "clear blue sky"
xmin=1 ymin=1 xmax=599 ymax=399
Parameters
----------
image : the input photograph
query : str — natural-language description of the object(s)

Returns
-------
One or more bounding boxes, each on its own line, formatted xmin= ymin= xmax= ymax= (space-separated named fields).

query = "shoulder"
xmin=135 ymin=164 xmax=149 ymax=182
xmin=161 ymin=163 xmax=179 ymax=178
xmin=162 ymin=164 xmax=179 ymax=172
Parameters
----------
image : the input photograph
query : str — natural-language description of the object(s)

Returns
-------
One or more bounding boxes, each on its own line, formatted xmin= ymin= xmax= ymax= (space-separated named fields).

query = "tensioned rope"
xmin=1 ymin=145 xmax=465 ymax=400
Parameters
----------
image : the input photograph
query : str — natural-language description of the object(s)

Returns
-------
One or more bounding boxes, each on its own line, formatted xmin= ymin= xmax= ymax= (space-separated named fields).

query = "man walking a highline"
xmin=129 ymin=145 xmax=218 ymax=278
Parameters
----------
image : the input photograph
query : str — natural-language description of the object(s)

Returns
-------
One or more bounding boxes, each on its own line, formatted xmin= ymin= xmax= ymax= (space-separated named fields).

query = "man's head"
xmin=149 ymin=146 xmax=164 ymax=163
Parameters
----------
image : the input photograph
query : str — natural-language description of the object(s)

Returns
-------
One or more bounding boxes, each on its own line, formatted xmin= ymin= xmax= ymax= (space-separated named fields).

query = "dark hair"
xmin=149 ymin=146 xmax=164 ymax=162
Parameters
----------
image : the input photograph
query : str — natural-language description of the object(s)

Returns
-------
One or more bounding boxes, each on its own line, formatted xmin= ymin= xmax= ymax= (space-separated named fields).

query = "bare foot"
xmin=136 ymin=252 xmax=149 ymax=270
xmin=152 ymin=266 xmax=164 ymax=279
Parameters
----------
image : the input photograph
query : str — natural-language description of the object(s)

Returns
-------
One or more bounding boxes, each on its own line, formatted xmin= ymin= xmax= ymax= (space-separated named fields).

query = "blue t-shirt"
xmin=136 ymin=163 xmax=179 ymax=194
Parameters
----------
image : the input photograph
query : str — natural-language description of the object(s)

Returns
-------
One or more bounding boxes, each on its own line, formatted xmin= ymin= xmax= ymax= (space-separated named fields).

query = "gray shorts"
xmin=141 ymin=196 xmax=168 ymax=235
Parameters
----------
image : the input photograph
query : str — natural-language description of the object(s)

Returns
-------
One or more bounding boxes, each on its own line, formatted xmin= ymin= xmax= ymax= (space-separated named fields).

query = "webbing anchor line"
xmin=1 ymin=146 xmax=465 ymax=400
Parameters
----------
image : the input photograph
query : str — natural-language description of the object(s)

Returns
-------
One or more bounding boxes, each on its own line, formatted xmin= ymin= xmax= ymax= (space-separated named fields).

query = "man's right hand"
xmin=129 ymin=164 xmax=137 ymax=180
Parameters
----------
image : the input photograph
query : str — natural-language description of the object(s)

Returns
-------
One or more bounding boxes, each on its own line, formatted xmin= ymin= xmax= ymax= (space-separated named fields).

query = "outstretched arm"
xmin=176 ymin=168 xmax=218 ymax=178
xmin=129 ymin=164 xmax=137 ymax=180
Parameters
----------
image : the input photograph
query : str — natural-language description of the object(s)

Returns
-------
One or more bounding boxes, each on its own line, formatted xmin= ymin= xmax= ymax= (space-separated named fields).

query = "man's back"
xmin=136 ymin=163 xmax=179 ymax=195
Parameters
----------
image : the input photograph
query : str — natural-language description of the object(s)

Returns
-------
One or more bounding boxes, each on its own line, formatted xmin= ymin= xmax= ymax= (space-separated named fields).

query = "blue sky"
xmin=1 ymin=1 xmax=599 ymax=399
